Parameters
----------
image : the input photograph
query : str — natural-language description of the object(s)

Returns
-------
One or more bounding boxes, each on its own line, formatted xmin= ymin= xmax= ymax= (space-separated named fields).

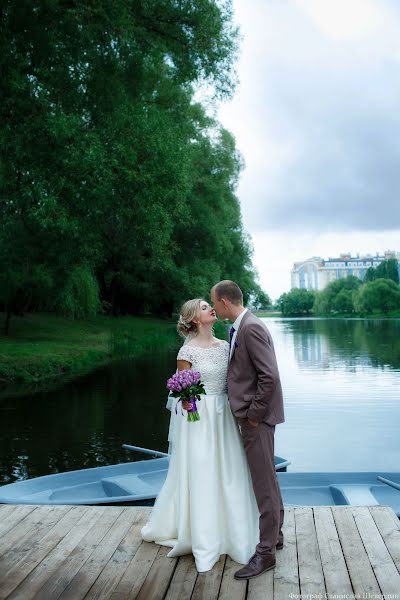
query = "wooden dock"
xmin=0 ymin=504 xmax=399 ymax=599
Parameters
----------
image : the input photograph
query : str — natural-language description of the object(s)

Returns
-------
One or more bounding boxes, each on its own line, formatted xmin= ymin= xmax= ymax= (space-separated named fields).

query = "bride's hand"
xmin=182 ymin=400 xmax=192 ymax=411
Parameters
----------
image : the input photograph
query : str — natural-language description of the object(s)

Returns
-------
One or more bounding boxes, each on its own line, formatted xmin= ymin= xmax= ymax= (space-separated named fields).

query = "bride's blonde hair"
xmin=177 ymin=298 xmax=203 ymax=338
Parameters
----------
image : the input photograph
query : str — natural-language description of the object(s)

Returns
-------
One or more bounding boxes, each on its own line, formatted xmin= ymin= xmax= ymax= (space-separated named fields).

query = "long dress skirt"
xmin=140 ymin=392 xmax=260 ymax=573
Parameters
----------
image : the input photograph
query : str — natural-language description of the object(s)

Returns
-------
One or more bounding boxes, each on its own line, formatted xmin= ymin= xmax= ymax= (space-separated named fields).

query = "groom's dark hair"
xmin=213 ymin=280 xmax=243 ymax=305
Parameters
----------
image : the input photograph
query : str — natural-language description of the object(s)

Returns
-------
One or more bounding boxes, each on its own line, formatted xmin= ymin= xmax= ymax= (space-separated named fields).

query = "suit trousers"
xmin=238 ymin=419 xmax=284 ymax=556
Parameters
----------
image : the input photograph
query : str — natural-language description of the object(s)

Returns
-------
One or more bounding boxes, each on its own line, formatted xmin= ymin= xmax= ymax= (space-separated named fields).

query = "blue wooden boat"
xmin=276 ymin=471 xmax=400 ymax=517
xmin=0 ymin=445 xmax=291 ymax=505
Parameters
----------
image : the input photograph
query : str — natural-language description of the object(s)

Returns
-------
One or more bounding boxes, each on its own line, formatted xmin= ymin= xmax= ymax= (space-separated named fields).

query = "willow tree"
xmin=0 ymin=0 xmax=261 ymax=329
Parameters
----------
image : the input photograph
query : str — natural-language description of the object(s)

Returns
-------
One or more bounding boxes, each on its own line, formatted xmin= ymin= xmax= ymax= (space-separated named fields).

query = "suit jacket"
xmin=227 ymin=310 xmax=285 ymax=426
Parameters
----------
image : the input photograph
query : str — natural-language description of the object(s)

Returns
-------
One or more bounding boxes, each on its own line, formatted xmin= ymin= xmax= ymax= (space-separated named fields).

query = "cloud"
xmin=295 ymin=0 xmax=386 ymax=42
xmin=219 ymin=0 xmax=400 ymax=234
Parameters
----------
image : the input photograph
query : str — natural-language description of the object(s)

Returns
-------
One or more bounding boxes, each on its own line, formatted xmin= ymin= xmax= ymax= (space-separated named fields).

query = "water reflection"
xmin=0 ymin=351 xmax=178 ymax=484
xmin=265 ymin=318 xmax=400 ymax=473
xmin=281 ymin=318 xmax=400 ymax=371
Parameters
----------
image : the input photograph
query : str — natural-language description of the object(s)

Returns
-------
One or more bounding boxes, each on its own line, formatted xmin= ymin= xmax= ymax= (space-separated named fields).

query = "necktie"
xmin=229 ymin=326 xmax=235 ymax=348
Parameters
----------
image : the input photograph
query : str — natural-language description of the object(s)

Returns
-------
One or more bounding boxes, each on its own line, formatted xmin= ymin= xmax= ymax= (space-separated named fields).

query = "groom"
xmin=210 ymin=280 xmax=285 ymax=579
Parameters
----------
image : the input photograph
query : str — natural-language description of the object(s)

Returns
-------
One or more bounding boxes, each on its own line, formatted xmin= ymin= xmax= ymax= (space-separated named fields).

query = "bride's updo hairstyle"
xmin=177 ymin=298 xmax=203 ymax=338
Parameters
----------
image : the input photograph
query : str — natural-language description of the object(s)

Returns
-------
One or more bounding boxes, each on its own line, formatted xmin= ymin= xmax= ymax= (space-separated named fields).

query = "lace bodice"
xmin=177 ymin=341 xmax=230 ymax=395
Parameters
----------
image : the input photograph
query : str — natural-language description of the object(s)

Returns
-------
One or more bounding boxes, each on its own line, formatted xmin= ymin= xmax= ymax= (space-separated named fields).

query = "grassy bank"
xmin=0 ymin=312 xmax=179 ymax=385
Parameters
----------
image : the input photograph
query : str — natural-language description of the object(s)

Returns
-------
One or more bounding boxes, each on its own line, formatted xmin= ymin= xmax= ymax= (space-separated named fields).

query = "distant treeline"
xmin=277 ymin=258 xmax=400 ymax=317
xmin=0 ymin=1 xmax=266 ymax=336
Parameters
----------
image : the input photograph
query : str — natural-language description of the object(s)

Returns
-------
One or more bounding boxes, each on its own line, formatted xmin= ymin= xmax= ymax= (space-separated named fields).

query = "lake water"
xmin=273 ymin=318 xmax=400 ymax=472
xmin=0 ymin=317 xmax=399 ymax=484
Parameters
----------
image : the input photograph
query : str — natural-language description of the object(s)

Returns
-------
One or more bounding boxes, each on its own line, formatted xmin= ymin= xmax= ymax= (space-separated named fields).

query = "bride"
xmin=140 ymin=298 xmax=259 ymax=573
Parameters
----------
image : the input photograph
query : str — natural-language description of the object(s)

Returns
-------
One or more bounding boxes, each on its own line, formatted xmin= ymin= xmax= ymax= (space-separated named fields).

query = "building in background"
xmin=291 ymin=250 xmax=400 ymax=291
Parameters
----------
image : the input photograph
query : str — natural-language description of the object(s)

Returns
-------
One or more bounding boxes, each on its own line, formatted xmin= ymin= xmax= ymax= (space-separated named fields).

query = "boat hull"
xmin=0 ymin=455 xmax=290 ymax=505
xmin=276 ymin=471 xmax=400 ymax=517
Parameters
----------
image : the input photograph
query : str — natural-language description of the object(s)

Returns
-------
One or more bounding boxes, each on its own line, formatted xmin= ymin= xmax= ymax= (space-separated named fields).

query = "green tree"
xmin=364 ymin=266 xmax=377 ymax=283
xmin=375 ymin=258 xmax=399 ymax=283
xmin=57 ymin=265 xmax=101 ymax=319
xmin=249 ymin=287 xmax=272 ymax=310
xmin=277 ymin=288 xmax=315 ymax=316
xmin=331 ymin=289 xmax=356 ymax=314
xmin=353 ymin=278 xmax=400 ymax=315
xmin=313 ymin=276 xmax=361 ymax=315
xmin=363 ymin=259 xmax=399 ymax=284
xmin=1 ymin=0 xmax=259 ymax=331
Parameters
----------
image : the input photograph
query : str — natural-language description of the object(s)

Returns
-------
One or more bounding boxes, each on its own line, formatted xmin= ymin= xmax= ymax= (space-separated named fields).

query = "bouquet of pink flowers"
xmin=166 ymin=369 xmax=206 ymax=422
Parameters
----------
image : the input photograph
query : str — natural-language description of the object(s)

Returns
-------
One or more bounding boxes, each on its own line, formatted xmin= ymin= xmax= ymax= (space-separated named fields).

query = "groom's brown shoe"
xmin=234 ymin=552 xmax=276 ymax=580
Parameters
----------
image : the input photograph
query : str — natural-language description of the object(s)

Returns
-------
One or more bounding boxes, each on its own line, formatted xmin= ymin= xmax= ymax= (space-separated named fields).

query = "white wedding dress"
xmin=140 ymin=340 xmax=260 ymax=573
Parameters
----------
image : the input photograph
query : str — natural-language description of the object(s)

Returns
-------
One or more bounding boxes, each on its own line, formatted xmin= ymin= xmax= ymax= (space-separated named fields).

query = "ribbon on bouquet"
xmin=175 ymin=396 xmax=200 ymax=416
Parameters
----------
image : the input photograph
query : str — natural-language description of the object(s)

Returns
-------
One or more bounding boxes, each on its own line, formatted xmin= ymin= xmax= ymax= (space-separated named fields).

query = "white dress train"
xmin=140 ymin=340 xmax=260 ymax=573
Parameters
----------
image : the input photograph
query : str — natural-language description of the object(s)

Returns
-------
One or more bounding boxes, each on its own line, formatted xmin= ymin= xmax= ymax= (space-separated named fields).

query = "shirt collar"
xmin=231 ymin=308 xmax=248 ymax=332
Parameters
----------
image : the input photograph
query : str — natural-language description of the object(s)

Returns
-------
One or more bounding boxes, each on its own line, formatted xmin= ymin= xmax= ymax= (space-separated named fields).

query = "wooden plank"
xmin=218 ymin=556 xmax=247 ymax=600
xmin=0 ymin=505 xmax=38 ymax=539
xmin=84 ymin=509 xmax=145 ymax=600
xmin=6 ymin=506 xmax=107 ymax=600
xmin=135 ymin=544 xmax=178 ymax=600
xmin=268 ymin=507 xmax=300 ymax=600
xmin=247 ymin=569 xmax=273 ymax=600
xmin=369 ymin=506 xmax=400 ymax=572
xmin=164 ymin=555 xmax=198 ymax=600
xmin=351 ymin=506 xmax=400 ymax=595
xmin=0 ymin=505 xmax=71 ymax=565
xmin=110 ymin=540 xmax=160 ymax=600
xmin=0 ymin=504 xmax=398 ymax=600
xmin=331 ymin=506 xmax=381 ymax=595
xmin=57 ymin=507 xmax=139 ymax=600
xmin=374 ymin=505 xmax=400 ymax=531
xmin=34 ymin=507 xmax=124 ymax=600
xmin=0 ymin=506 xmax=89 ymax=599
xmin=314 ymin=507 xmax=353 ymax=595
xmin=295 ymin=507 xmax=326 ymax=595
xmin=191 ymin=554 xmax=226 ymax=600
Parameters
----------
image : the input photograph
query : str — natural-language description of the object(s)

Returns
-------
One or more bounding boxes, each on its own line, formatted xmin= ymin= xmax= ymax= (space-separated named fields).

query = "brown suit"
xmin=227 ymin=310 xmax=285 ymax=557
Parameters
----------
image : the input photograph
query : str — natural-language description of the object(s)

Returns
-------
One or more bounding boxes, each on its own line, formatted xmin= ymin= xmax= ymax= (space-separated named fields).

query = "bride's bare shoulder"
xmin=185 ymin=341 xmax=206 ymax=348
xmin=185 ymin=338 xmax=228 ymax=348
xmin=212 ymin=339 xmax=229 ymax=349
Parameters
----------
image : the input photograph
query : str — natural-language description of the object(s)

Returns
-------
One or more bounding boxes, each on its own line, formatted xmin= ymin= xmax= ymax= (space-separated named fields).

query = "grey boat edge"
xmin=276 ymin=471 xmax=400 ymax=518
xmin=377 ymin=475 xmax=400 ymax=492
xmin=0 ymin=445 xmax=291 ymax=506
xmin=121 ymin=444 xmax=169 ymax=458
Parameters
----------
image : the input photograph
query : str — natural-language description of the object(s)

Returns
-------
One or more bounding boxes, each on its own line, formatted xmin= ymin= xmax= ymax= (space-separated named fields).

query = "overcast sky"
xmin=218 ymin=0 xmax=400 ymax=301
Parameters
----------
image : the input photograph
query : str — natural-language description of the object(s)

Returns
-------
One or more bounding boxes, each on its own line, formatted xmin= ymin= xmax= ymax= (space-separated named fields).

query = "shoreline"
xmin=2 ymin=309 xmax=398 ymax=392
xmin=0 ymin=312 xmax=179 ymax=390
xmin=255 ymin=311 xmax=400 ymax=319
